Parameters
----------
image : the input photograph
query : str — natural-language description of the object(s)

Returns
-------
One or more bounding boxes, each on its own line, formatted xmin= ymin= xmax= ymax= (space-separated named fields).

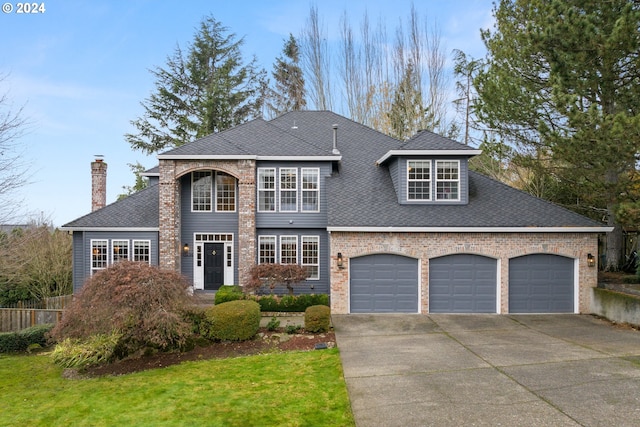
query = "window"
xmin=301 ymin=168 xmax=319 ymax=212
xmin=407 ymin=160 xmax=431 ymax=200
xmin=279 ymin=168 xmax=297 ymax=212
xmin=91 ymin=240 xmax=108 ymax=274
xmin=112 ymin=240 xmax=129 ymax=263
xmin=259 ymin=236 xmax=276 ymax=264
xmin=280 ymin=236 xmax=298 ymax=264
xmin=436 ymin=160 xmax=460 ymax=200
xmin=302 ymin=236 xmax=319 ymax=280
xmin=192 ymin=171 xmax=212 ymax=211
xmin=216 ymin=172 xmax=236 ymax=211
xmin=133 ymin=240 xmax=150 ymax=264
xmin=258 ymin=168 xmax=276 ymax=212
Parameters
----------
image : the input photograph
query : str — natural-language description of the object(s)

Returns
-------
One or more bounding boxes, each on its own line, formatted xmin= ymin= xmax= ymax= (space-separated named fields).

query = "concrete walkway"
xmin=332 ymin=314 xmax=640 ymax=427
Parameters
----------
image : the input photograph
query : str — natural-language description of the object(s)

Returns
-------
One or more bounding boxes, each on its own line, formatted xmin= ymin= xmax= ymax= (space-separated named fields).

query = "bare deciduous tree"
xmin=300 ymin=4 xmax=333 ymax=111
xmin=0 ymin=74 xmax=30 ymax=223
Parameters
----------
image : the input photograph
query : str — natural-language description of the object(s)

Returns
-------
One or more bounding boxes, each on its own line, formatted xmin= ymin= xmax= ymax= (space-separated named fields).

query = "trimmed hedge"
xmin=252 ymin=294 xmax=329 ymax=312
xmin=0 ymin=324 xmax=54 ymax=353
xmin=204 ymin=300 xmax=261 ymax=341
xmin=214 ymin=285 xmax=244 ymax=305
xmin=304 ymin=305 xmax=331 ymax=333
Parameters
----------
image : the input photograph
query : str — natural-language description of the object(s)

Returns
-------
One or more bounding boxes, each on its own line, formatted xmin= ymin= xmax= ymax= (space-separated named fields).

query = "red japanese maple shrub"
xmin=50 ymin=261 xmax=197 ymax=355
xmin=245 ymin=263 xmax=309 ymax=295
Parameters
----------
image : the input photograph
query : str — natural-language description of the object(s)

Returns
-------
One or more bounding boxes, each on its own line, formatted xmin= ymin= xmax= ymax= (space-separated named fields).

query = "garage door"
xmin=429 ymin=254 xmax=497 ymax=313
xmin=350 ymin=254 xmax=419 ymax=313
xmin=509 ymin=254 xmax=574 ymax=313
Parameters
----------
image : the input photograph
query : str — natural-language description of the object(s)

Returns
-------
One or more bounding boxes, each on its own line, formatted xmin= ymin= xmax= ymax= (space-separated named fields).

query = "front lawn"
xmin=0 ymin=349 xmax=354 ymax=427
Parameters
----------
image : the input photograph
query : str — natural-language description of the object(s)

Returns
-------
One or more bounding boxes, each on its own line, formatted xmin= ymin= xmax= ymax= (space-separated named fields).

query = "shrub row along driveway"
xmin=332 ymin=314 xmax=640 ymax=427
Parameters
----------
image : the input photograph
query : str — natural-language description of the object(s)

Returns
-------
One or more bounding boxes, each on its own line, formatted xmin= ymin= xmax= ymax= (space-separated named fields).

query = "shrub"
xmin=285 ymin=324 xmax=302 ymax=334
xmin=266 ymin=317 xmax=280 ymax=331
xmin=51 ymin=332 xmax=121 ymax=369
xmin=245 ymin=263 xmax=309 ymax=295
xmin=622 ymin=275 xmax=639 ymax=284
xmin=0 ymin=324 xmax=54 ymax=353
xmin=214 ymin=285 xmax=244 ymax=305
xmin=204 ymin=300 xmax=260 ymax=341
xmin=49 ymin=261 xmax=197 ymax=358
xmin=252 ymin=293 xmax=329 ymax=312
xmin=305 ymin=305 xmax=331 ymax=333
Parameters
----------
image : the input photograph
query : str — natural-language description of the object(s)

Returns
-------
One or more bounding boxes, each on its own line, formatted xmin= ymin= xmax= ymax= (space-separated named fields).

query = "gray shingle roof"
xmin=63 ymin=111 xmax=605 ymax=231
xmin=159 ymin=117 xmax=334 ymax=158
xmin=62 ymin=183 xmax=159 ymax=229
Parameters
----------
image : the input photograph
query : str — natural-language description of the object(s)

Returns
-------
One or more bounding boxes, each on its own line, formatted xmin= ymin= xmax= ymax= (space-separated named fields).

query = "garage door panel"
xmin=350 ymin=254 xmax=419 ymax=313
xmin=429 ymin=254 xmax=497 ymax=313
xmin=509 ymin=254 xmax=573 ymax=313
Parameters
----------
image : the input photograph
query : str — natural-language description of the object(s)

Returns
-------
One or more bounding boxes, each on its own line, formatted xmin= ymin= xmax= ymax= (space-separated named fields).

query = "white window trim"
xmin=301 ymin=235 xmax=320 ymax=280
xmin=191 ymin=171 xmax=213 ymax=212
xmin=435 ymin=160 xmax=461 ymax=201
xmin=192 ymin=233 xmax=234 ymax=290
xmin=258 ymin=235 xmax=277 ymax=264
xmin=279 ymin=235 xmax=298 ymax=264
xmin=301 ymin=168 xmax=320 ymax=213
xmin=279 ymin=168 xmax=298 ymax=212
xmin=407 ymin=160 xmax=432 ymax=202
xmin=90 ymin=239 xmax=108 ymax=275
xmin=132 ymin=240 xmax=151 ymax=264
xmin=214 ymin=172 xmax=237 ymax=213
xmin=257 ymin=167 xmax=276 ymax=212
xmin=111 ymin=240 xmax=130 ymax=264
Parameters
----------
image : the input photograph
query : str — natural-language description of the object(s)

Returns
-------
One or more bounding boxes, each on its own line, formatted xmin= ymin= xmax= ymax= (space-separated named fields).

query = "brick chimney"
xmin=91 ymin=156 xmax=107 ymax=211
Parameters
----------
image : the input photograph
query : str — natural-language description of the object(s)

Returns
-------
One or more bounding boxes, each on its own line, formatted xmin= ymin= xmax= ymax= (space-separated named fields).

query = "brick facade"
xmin=90 ymin=159 xmax=107 ymax=212
xmin=329 ymin=231 xmax=599 ymax=314
xmin=158 ymin=159 xmax=256 ymax=285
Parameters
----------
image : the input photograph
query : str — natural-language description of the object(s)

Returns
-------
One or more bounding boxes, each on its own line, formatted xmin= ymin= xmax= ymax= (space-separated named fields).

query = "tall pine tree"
xmin=474 ymin=0 xmax=640 ymax=269
xmin=126 ymin=15 xmax=267 ymax=154
xmin=266 ymin=34 xmax=306 ymax=118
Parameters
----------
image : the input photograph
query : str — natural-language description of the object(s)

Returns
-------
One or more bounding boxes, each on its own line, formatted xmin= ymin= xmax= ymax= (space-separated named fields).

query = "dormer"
xmin=376 ymin=130 xmax=481 ymax=205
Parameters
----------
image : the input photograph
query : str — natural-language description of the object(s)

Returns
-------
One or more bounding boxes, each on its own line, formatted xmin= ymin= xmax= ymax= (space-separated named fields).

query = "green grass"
xmin=0 ymin=349 xmax=354 ymax=426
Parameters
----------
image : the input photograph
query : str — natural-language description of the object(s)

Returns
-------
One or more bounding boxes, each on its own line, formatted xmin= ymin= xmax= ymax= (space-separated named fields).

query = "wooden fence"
xmin=0 ymin=295 xmax=72 ymax=333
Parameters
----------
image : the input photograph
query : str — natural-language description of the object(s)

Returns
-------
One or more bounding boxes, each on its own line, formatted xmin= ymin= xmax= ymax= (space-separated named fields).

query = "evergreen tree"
xmin=387 ymin=61 xmax=432 ymax=140
xmin=474 ymin=0 xmax=640 ymax=269
xmin=126 ymin=15 xmax=267 ymax=154
xmin=266 ymin=34 xmax=306 ymax=118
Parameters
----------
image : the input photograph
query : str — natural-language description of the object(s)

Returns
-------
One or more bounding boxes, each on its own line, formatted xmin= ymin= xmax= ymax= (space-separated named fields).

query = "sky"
xmin=1 ymin=0 xmax=494 ymax=226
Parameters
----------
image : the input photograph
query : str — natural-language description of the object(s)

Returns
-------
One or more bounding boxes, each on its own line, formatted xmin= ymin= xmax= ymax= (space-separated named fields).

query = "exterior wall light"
xmin=587 ymin=253 xmax=595 ymax=268
xmin=337 ymin=252 xmax=344 ymax=269
xmin=183 ymin=243 xmax=191 ymax=257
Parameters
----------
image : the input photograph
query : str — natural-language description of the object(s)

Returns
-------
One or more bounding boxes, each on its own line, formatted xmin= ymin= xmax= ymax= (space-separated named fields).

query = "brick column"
xmin=159 ymin=159 xmax=181 ymax=272
xmin=237 ymin=159 xmax=256 ymax=285
xmin=91 ymin=158 xmax=107 ymax=212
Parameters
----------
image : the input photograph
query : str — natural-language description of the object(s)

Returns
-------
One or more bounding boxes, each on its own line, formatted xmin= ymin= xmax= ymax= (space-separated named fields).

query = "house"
xmin=62 ymin=110 xmax=611 ymax=314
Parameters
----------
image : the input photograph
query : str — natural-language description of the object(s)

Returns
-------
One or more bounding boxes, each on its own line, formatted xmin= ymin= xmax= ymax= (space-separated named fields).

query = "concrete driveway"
xmin=332 ymin=314 xmax=640 ymax=427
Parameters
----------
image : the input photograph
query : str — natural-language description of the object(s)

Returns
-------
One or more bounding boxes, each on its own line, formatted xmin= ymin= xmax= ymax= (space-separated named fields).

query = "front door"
xmin=204 ymin=243 xmax=225 ymax=290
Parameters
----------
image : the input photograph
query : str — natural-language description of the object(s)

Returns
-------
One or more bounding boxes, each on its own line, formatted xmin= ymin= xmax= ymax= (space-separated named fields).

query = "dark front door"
xmin=204 ymin=243 xmax=225 ymax=291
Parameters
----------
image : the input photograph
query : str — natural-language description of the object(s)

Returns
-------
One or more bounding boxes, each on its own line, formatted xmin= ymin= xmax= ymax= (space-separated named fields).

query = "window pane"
xmin=302 ymin=168 xmax=319 ymax=211
xmin=280 ymin=168 xmax=297 ymax=211
xmin=216 ymin=172 xmax=236 ymax=211
xmin=280 ymin=236 xmax=297 ymax=264
xmin=91 ymin=240 xmax=108 ymax=271
xmin=407 ymin=161 xmax=431 ymax=200
xmin=192 ymin=171 xmax=212 ymax=211
xmin=302 ymin=236 xmax=319 ymax=280
xmin=112 ymin=240 xmax=129 ymax=263
xmin=436 ymin=161 xmax=460 ymax=200
xmin=259 ymin=236 xmax=276 ymax=264
xmin=133 ymin=240 xmax=150 ymax=264
xmin=258 ymin=168 xmax=276 ymax=211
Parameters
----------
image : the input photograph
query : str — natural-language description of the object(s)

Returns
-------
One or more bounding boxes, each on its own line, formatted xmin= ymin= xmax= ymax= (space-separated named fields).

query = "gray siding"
xmin=179 ymin=175 xmax=240 ymax=284
xmin=255 ymin=161 xmax=331 ymax=229
xmin=395 ymin=157 xmax=469 ymax=205
xmin=256 ymin=229 xmax=330 ymax=295
xmin=73 ymin=230 xmax=159 ymax=293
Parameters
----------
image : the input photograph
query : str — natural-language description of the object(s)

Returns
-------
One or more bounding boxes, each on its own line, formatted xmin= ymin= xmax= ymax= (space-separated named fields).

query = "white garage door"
xmin=350 ymin=254 xmax=419 ymax=313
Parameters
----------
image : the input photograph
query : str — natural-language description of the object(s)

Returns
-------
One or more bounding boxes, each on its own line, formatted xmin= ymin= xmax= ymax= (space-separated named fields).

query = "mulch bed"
xmin=81 ymin=329 xmax=336 ymax=378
